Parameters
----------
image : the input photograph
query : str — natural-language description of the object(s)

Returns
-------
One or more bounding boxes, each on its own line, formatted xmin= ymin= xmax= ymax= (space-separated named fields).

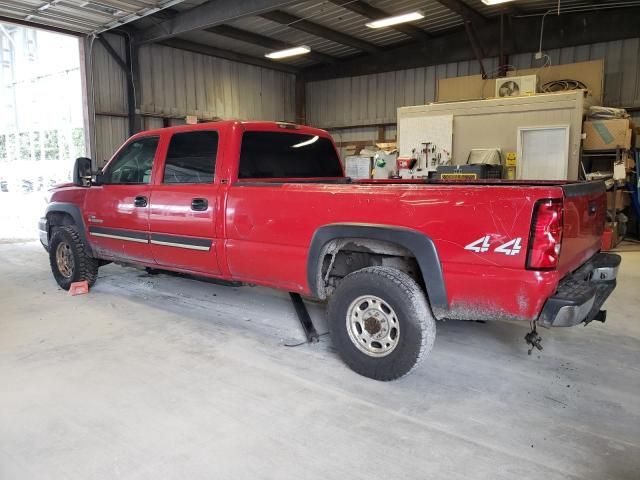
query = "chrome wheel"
xmin=55 ymin=241 xmax=75 ymax=278
xmin=346 ymin=295 xmax=400 ymax=357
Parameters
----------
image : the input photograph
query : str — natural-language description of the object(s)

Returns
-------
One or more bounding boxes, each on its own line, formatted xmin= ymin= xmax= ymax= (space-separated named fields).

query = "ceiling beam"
xmin=329 ymin=0 xmax=431 ymax=42
xmin=97 ymin=35 xmax=128 ymax=72
xmin=0 ymin=14 xmax=83 ymax=36
xmin=135 ymin=0 xmax=300 ymax=44
xmin=302 ymin=6 xmax=640 ymax=81
xmin=260 ymin=10 xmax=382 ymax=54
xmin=207 ymin=25 xmax=338 ymax=64
xmin=432 ymin=0 xmax=486 ymax=25
xmin=159 ymin=38 xmax=300 ymax=74
xmin=117 ymin=22 xmax=300 ymax=74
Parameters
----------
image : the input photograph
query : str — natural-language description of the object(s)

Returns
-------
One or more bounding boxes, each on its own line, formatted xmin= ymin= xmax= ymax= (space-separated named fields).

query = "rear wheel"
xmin=49 ymin=225 xmax=99 ymax=290
xmin=327 ymin=266 xmax=436 ymax=381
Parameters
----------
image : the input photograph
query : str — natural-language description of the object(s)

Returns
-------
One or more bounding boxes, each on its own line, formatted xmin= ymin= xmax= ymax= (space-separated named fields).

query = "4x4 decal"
xmin=465 ymin=236 xmax=523 ymax=256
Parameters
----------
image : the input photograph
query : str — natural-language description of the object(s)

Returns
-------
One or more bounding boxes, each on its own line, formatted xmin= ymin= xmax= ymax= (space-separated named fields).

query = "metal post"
xmin=123 ymin=33 xmax=142 ymax=135
xmin=295 ymin=75 xmax=306 ymax=125
xmin=464 ymin=21 xmax=486 ymax=79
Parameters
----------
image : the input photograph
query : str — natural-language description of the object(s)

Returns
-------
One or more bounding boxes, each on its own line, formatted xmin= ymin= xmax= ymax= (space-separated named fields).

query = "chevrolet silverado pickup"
xmin=40 ymin=121 xmax=620 ymax=380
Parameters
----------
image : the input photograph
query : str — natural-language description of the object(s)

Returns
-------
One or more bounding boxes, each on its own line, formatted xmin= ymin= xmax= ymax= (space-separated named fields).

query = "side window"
xmin=163 ymin=131 xmax=218 ymax=184
xmin=238 ymin=131 xmax=343 ymax=179
xmin=103 ymin=137 xmax=159 ymax=184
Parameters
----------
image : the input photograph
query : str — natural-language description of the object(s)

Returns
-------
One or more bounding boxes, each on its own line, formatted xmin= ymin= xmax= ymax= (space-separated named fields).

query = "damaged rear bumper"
xmin=538 ymin=253 xmax=621 ymax=328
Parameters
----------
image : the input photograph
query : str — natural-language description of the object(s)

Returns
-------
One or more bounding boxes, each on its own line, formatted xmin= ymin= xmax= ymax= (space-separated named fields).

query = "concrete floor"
xmin=1 ymin=242 xmax=639 ymax=480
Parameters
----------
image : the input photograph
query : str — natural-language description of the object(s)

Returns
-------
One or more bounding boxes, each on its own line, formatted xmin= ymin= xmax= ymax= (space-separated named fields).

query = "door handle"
xmin=134 ymin=195 xmax=148 ymax=207
xmin=191 ymin=198 xmax=208 ymax=211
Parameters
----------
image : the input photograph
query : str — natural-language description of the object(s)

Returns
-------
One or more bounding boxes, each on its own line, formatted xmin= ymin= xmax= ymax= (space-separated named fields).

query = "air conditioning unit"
xmin=495 ymin=75 xmax=537 ymax=98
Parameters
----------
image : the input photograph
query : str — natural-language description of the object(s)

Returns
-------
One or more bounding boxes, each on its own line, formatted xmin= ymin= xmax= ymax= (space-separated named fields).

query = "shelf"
xmin=582 ymin=147 xmax=633 ymax=155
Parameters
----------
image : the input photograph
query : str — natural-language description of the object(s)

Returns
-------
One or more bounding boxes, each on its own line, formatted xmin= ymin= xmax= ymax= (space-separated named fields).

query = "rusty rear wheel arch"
xmin=307 ymin=224 xmax=448 ymax=315
xmin=317 ymin=237 xmax=423 ymax=297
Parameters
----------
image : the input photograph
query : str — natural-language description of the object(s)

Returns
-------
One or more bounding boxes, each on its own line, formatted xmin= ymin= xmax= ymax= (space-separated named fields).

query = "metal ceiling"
xmin=2 ymin=0 xmax=640 ymax=70
xmin=134 ymin=0 xmax=640 ymax=71
xmin=0 ymin=0 xmax=193 ymax=34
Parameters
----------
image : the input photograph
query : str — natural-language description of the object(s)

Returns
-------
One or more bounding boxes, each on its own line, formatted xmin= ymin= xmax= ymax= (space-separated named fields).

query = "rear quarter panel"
xmin=224 ymin=183 xmax=564 ymax=321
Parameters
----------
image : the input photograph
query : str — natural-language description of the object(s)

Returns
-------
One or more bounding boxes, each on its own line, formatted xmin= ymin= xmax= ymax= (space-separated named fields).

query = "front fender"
xmin=44 ymin=202 xmax=92 ymax=255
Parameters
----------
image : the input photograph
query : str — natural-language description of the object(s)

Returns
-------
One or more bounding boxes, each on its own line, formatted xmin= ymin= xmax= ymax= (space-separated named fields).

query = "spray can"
xmin=505 ymin=152 xmax=517 ymax=179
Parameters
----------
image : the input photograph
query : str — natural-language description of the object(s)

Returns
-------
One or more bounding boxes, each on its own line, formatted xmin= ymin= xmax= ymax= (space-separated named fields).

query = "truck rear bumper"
xmin=538 ymin=253 xmax=621 ymax=328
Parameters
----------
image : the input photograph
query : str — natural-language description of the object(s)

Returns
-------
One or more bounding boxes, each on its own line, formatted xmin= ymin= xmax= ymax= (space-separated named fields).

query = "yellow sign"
xmin=440 ymin=173 xmax=477 ymax=180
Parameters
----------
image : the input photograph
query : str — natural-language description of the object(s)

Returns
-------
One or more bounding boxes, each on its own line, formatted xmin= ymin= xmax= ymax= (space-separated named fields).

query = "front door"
xmin=148 ymin=129 xmax=221 ymax=274
xmin=84 ymin=136 xmax=159 ymax=264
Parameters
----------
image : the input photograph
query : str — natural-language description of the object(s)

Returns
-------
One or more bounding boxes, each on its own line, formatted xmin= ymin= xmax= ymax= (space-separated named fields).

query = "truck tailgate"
xmin=558 ymin=181 xmax=607 ymax=276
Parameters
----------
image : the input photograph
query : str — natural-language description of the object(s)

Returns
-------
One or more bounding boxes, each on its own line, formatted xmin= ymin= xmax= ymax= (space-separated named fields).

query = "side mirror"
xmin=73 ymin=157 xmax=92 ymax=187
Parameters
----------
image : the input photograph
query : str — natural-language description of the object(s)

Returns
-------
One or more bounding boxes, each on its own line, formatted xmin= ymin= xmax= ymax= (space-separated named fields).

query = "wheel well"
xmin=317 ymin=238 xmax=423 ymax=299
xmin=46 ymin=211 xmax=76 ymax=239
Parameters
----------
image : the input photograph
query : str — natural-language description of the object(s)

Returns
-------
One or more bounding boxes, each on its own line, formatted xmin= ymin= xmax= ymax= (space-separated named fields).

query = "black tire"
xmin=327 ymin=266 xmax=436 ymax=381
xmin=48 ymin=225 xmax=99 ymax=290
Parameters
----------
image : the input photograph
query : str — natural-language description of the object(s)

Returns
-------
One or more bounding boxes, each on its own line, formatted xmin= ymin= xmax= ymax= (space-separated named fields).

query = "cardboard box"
xmin=612 ymin=222 xmax=621 ymax=247
xmin=437 ymin=59 xmax=604 ymax=103
xmin=607 ymin=190 xmax=622 ymax=211
xmin=375 ymin=142 xmax=397 ymax=154
xmin=344 ymin=145 xmax=361 ymax=156
xmin=583 ymin=119 xmax=634 ymax=151
xmin=606 ymin=190 xmax=632 ymax=211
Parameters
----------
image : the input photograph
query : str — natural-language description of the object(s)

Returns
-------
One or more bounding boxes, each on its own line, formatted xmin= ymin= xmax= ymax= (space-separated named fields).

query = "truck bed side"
xmin=223 ymin=182 xmax=567 ymax=322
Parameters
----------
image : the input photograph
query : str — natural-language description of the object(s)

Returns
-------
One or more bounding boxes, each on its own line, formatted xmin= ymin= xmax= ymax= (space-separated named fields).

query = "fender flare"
xmin=45 ymin=202 xmax=93 ymax=255
xmin=307 ymin=223 xmax=448 ymax=310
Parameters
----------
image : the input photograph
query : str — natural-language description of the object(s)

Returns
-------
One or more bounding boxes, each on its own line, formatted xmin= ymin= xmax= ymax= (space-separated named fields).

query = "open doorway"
xmin=0 ymin=22 xmax=85 ymax=241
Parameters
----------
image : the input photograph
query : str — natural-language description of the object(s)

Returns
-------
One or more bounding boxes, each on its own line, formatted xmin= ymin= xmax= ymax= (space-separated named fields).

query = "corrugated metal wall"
xmin=89 ymin=34 xmax=129 ymax=164
xmin=90 ymin=35 xmax=295 ymax=164
xmin=310 ymin=38 xmax=640 ymax=143
xmin=90 ymin=35 xmax=640 ymax=162
xmin=138 ymin=44 xmax=295 ymax=121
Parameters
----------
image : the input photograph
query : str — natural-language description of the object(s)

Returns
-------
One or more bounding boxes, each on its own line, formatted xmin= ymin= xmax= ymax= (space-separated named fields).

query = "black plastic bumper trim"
xmin=539 ymin=253 xmax=620 ymax=327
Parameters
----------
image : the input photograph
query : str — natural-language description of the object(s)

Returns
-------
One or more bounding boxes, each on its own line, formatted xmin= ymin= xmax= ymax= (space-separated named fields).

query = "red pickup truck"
xmin=40 ymin=120 xmax=620 ymax=380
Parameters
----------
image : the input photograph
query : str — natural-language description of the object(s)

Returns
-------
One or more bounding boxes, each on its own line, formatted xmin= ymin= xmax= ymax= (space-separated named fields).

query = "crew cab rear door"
xmin=148 ymin=128 xmax=221 ymax=274
xmin=84 ymin=136 xmax=158 ymax=263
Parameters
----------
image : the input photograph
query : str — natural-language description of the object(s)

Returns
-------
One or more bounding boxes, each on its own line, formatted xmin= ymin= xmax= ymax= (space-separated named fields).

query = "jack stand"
xmin=525 ymin=322 xmax=543 ymax=355
xmin=289 ymin=293 xmax=320 ymax=344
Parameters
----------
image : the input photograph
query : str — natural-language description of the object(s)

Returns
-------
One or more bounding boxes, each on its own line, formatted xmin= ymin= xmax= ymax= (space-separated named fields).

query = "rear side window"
xmin=163 ymin=131 xmax=218 ymax=184
xmin=238 ymin=131 xmax=343 ymax=179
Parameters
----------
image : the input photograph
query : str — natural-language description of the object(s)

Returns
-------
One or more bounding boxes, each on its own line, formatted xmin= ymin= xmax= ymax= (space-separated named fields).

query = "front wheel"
xmin=49 ymin=225 xmax=99 ymax=290
xmin=327 ymin=266 xmax=436 ymax=381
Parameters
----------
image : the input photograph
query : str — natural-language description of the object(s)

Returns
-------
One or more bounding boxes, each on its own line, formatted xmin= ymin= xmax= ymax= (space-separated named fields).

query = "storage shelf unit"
xmin=582 ymin=146 xmax=635 ymax=246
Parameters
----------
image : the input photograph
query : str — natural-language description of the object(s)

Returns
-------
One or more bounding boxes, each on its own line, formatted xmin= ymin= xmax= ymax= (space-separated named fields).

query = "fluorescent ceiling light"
xmin=365 ymin=11 xmax=424 ymax=29
xmin=481 ymin=0 xmax=516 ymax=5
xmin=292 ymin=136 xmax=319 ymax=148
xmin=265 ymin=46 xmax=311 ymax=59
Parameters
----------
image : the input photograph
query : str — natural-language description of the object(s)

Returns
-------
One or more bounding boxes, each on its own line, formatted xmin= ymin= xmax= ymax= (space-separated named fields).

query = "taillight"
xmin=526 ymin=199 xmax=564 ymax=270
